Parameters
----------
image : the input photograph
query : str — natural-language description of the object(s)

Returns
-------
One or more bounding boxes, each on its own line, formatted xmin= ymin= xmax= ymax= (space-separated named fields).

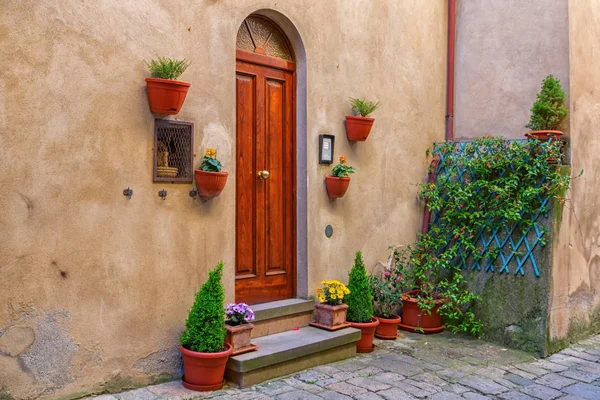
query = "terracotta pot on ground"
xmin=180 ymin=343 xmax=232 ymax=392
xmin=146 ymin=78 xmax=191 ymax=115
xmin=195 ymin=170 xmax=228 ymax=198
xmin=225 ymin=323 xmax=257 ymax=355
xmin=346 ymin=116 xmax=375 ymax=141
xmin=349 ymin=317 xmax=379 ymax=353
xmin=398 ymin=290 xmax=445 ymax=334
xmin=374 ymin=314 xmax=402 ymax=340
xmin=310 ymin=303 xmax=351 ymax=331
xmin=325 ymin=176 xmax=350 ymax=199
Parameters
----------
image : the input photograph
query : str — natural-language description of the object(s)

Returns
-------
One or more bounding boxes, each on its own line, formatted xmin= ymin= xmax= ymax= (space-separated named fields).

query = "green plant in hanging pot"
xmin=179 ymin=261 xmax=231 ymax=391
xmin=325 ymin=156 xmax=356 ymax=199
xmin=145 ymin=56 xmax=191 ymax=115
xmin=525 ymin=74 xmax=568 ymax=141
xmin=346 ymin=251 xmax=379 ymax=353
xmin=369 ymin=246 xmax=407 ymax=339
xmin=195 ymin=148 xmax=228 ymax=198
xmin=346 ymin=97 xmax=381 ymax=141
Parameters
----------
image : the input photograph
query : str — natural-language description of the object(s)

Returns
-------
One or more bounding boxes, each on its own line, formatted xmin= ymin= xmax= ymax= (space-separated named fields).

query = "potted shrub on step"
xmin=145 ymin=56 xmax=191 ymax=115
xmin=346 ymin=251 xmax=379 ymax=353
xmin=195 ymin=148 xmax=228 ymax=198
xmin=310 ymin=280 xmax=352 ymax=331
xmin=369 ymin=246 xmax=406 ymax=339
xmin=179 ymin=261 xmax=232 ymax=391
xmin=224 ymin=303 xmax=258 ymax=355
xmin=325 ymin=156 xmax=355 ymax=199
xmin=525 ymin=74 xmax=568 ymax=141
xmin=346 ymin=98 xmax=381 ymax=141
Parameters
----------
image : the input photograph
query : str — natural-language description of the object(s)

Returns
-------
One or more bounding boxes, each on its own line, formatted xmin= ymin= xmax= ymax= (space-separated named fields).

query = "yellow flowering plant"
xmin=331 ymin=156 xmax=356 ymax=178
xmin=316 ymin=280 xmax=350 ymax=305
xmin=199 ymin=148 xmax=223 ymax=172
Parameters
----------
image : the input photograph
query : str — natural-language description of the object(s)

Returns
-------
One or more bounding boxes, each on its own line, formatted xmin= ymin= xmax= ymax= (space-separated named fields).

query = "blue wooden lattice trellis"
xmin=429 ymin=140 xmax=551 ymax=277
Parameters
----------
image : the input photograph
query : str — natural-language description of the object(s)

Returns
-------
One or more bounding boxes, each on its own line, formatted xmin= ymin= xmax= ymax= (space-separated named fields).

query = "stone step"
xmin=225 ymin=326 xmax=361 ymax=388
xmin=251 ymin=298 xmax=315 ymax=338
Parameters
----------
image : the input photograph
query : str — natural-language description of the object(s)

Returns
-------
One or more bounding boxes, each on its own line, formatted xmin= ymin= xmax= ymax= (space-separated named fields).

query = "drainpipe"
xmin=422 ymin=0 xmax=456 ymax=235
xmin=445 ymin=0 xmax=456 ymax=142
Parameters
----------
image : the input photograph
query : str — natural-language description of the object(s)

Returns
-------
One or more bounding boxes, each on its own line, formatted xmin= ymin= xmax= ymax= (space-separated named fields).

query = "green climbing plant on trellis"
xmin=423 ymin=136 xmax=572 ymax=277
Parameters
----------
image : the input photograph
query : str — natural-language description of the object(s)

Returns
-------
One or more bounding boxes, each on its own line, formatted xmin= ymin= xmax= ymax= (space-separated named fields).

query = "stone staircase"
xmin=225 ymin=299 xmax=360 ymax=387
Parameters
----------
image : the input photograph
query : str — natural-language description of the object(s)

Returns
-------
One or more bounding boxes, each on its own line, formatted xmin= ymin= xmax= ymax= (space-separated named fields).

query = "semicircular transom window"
xmin=237 ymin=16 xmax=294 ymax=62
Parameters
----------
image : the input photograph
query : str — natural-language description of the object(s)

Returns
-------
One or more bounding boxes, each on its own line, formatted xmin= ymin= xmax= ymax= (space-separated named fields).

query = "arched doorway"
xmin=235 ymin=15 xmax=296 ymax=305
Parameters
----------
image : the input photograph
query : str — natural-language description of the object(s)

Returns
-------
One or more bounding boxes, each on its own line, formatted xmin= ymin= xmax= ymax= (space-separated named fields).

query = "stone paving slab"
xmin=85 ymin=333 xmax=600 ymax=400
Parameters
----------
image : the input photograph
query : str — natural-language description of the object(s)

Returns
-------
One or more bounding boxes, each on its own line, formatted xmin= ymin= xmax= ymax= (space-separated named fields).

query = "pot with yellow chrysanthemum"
xmin=195 ymin=148 xmax=228 ymax=198
xmin=325 ymin=156 xmax=355 ymax=199
xmin=309 ymin=280 xmax=352 ymax=331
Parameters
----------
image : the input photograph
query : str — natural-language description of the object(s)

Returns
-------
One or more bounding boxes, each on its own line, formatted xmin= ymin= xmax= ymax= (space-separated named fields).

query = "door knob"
xmin=258 ymin=170 xmax=270 ymax=180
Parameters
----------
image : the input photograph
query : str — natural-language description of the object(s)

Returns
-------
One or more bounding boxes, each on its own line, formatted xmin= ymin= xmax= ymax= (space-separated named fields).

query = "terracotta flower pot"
xmin=349 ymin=317 xmax=379 ymax=353
xmin=310 ymin=303 xmax=350 ymax=330
xmin=346 ymin=116 xmax=375 ymax=141
xmin=195 ymin=170 xmax=228 ymax=198
xmin=146 ymin=78 xmax=191 ymax=115
xmin=525 ymin=130 xmax=563 ymax=141
xmin=525 ymin=130 xmax=564 ymax=164
xmin=179 ymin=343 xmax=232 ymax=392
xmin=375 ymin=314 xmax=401 ymax=340
xmin=325 ymin=176 xmax=350 ymax=199
xmin=225 ymin=323 xmax=257 ymax=355
xmin=398 ymin=290 xmax=445 ymax=334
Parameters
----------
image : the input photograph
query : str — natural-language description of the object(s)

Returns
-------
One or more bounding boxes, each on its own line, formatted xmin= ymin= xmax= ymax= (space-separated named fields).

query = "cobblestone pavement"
xmin=88 ymin=332 xmax=600 ymax=399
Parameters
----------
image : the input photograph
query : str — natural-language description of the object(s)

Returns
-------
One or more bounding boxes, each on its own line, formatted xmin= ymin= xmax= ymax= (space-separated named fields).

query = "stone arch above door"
xmin=236 ymin=15 xmax=294 ymax=61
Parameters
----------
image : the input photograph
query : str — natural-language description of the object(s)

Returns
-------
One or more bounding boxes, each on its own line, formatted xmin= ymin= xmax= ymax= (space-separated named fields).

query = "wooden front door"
xmin=235 ymin=43 xmax=296 ymax=305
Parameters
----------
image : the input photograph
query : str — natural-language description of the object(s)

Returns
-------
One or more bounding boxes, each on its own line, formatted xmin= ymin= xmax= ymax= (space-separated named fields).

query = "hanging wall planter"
xmin=195 ymin=148 xmax=228 ymax=198
xmin=145 ymin=57 xmax=191 ymax=115
xmin=325 ymin=156 xmax=355 ymax=199
xmin=345 ymin=98 xmax=380 ymax=142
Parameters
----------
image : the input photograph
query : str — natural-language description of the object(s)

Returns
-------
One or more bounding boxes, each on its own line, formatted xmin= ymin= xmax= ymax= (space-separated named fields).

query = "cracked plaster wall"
xmin=0 ymin=1 xmax=446 ymax=398
xmin=548 ymin=0 xmax=600 ymax=349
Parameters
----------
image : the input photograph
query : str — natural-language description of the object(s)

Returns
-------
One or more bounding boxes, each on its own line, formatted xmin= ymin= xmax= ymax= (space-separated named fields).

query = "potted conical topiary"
xmin=145 ymin=56 xmax=191 ymax=115
xmin=525 ymin=75 xmax=568 ymax=141
xmin=195 ymin=148 xmax=228 ymax=198
xmin=345 ymin=251 xmax=379 ymax=353
xmin=325 ymin=156 xmax=355 ymax=199
xmin=346 ymin=98 xmax=380 ymax=141
xmin=179 ymin=262 xmax=232 ymax=391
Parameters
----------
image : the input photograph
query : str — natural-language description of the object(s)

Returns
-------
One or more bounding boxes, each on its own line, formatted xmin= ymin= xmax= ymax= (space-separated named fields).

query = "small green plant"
xmin=345 ymin=251 xmax=374 ymax=323
xmin=331 ymin=156 xmax=356 ymax=177
xmin=525 ymin=75 xmax=568 ymax=131
xmin=349 ymin=98 xmax=380 ymax=117
xmin=180 ymin=261 xmax=226 ymax=353
xmin=146 ymin=56 xmax=190 ymax=80
xmin=369 ymin=246 xmax=407 ymax=318
xmin=199 ymin=148 xmax=223 ymax=172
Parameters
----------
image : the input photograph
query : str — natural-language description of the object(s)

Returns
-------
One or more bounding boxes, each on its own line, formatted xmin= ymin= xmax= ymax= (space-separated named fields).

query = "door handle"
xmin=258 ymin=170 xmax=270 ymax=180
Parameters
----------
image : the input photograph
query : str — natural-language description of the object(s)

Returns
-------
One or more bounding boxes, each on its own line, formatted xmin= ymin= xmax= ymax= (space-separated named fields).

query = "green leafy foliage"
xmin=349 ymin=98 xmax=381 ymax=117
xmin=331 ymin=156 xmax=356 ymax=178
xmin=370 ymin=246 xmax=407 ymax=318
xmin=146 ymin=56 xmax=190 ymax=80
xmin=199 ymin=148 xmax=223 ymax=172
xmin=180 ymin=262 xmax=226 ymax=353
xmin=525 ymin=75 xmax=568 ymax=131
xmin=406 ymin=136 xmax=575 ymax=336
xmin=346 ymin=251 xmax=374 ymax=323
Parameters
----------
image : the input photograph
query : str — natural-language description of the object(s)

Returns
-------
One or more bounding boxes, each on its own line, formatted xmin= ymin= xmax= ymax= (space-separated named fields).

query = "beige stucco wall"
xmin=549 ymin=0 xmax=600 ymax=347
xmin=0 ymin=1 xmax=447 ymax=398
xmin=454 ymin=0 xmax=570 ymax=140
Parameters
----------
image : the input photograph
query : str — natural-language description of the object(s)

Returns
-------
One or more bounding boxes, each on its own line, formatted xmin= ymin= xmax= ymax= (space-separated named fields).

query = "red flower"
xmin=487 ymin=163 xmax=491 ymax=168
xmin=454 ymin=234 xmax=459 ymax=239
xmin=432 ymin=257 xmax=438 ymax=261
xmin=496 ymin=195 xmax=500 ymax=199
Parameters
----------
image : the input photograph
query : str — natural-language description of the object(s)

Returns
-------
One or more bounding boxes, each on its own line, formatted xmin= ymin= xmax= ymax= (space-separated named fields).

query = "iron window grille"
xmin=153 ymin=119 xmax=194 ymax=183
